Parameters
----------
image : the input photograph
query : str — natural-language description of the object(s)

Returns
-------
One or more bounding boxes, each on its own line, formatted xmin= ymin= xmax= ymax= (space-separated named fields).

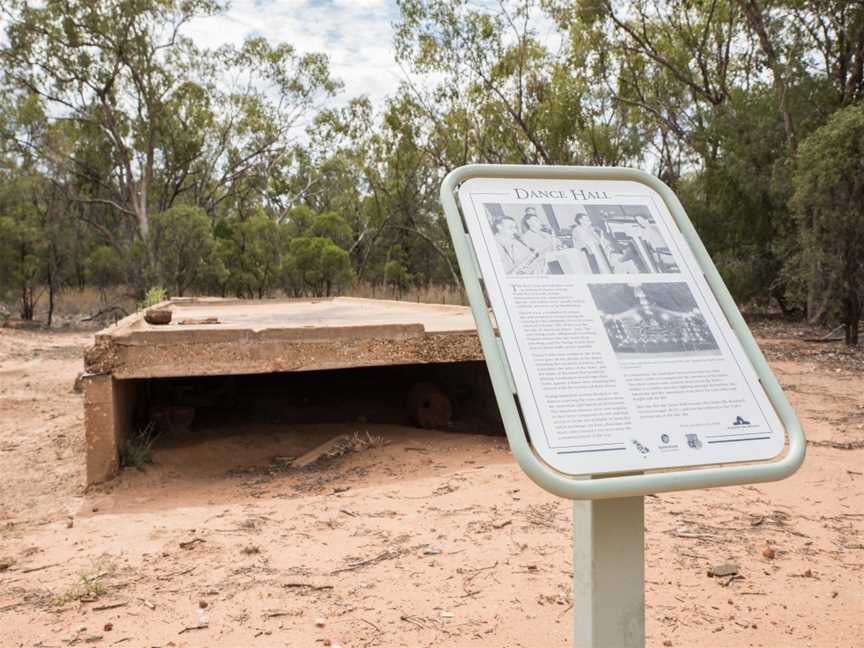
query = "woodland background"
xmin=0 ymin=0 xmax=862 ymax=343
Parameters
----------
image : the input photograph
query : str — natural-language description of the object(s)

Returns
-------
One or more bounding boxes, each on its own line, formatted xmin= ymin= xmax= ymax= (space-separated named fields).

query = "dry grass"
xmin=2 ymin=282 xmax=466 ymax=330
xmin=1 ymin=287 xmax=136 ymax=329
xmin=119 ymin=421 xmax=160 ymax=469
xmin=56 ymin=574 xmax=107 ymax=604
xmin=326 ymin=430 xmax=387 ymax=459
xmin=343 ymin=282 xmax=467 ymax=306
xmin=55 ymin=558 xmax=117 ymax=605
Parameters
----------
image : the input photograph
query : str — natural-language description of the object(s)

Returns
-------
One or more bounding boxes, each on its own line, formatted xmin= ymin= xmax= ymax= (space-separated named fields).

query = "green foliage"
xmin=790 ymin=103 xmax=864 ymax=344
xmin=284 ymin=236 xmax=354 ymax=297
xmin=0 ymin=207 xmax=48 ymax=320
xmin=1 ymin=0 xmax=862 ymax=325
xmin=120 ymin=421 xmax=160 ymax=469
xmin=85 ymin=246 xmax=125 ymax=293
xmin=148 ymin=205 xmax=215 ymax=296
xmin=222 ymin=214 xmax=284 ymax=298
xmin=384 ymin=259 xmax=412 ymax=295
xmin=309 ymin=212 xmax=352 ymax=249
xmin=138 ymin=287 xmax=167 ymax=310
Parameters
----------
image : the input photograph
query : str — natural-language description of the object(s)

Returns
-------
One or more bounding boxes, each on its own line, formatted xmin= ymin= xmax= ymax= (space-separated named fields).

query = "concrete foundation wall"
xmin=84 ymin=376 xmax=139 ymax=484
xmin=83 ymin=361 xmax=501 ymax=485
xmin=82 ymin=298 xmax=487 ymax=484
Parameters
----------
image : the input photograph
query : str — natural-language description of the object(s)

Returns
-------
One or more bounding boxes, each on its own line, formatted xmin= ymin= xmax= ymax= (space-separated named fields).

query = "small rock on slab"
xmin=144 ymin=309 xmax=172 ymax=325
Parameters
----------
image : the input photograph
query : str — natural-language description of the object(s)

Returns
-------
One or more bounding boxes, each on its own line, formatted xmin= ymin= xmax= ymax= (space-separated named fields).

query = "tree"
xmin=148 ymin=205 xmax=214 ymax=296
xmin=284 ymin=236 xmax=355 ymax=297
xmin=309 ymin=212 xmax=352 ymax=249
xmin=1 ymin=0 xmax=339 ymax=294
xmin=319 ymin=242 xmax=354 ymax=296
xmin=384 ymin=259 xmax=412 ymax=298
xmin=0 ymin=213 xmax=45 ymax=320
xmin=395 ymin=0 xmax=641 ymax=167
xmin=791 ymin=102 xmax=864 ymax=345
xmin=85 ymin=245 xmax=125 ymax=303
xmin=222 ymin=214 xmax=284 ymax=299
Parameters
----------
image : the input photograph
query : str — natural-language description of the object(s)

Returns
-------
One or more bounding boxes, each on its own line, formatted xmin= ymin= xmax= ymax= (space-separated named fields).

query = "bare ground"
xmin=0 ymin=326 xmax=862 ymax=648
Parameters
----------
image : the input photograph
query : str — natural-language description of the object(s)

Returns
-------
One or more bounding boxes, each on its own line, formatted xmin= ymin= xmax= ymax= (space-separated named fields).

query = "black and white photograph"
xmin=483 ymin=202 xmax=679 ymax=276
xmin=588 ymin=282 xmax=720 ymax=356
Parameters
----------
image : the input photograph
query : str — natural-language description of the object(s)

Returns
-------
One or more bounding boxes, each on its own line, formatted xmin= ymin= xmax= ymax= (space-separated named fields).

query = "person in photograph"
xmin=519 ymin=207 xmax=556 ymax=273
xmin=634 ymin=213 xmax=677 ymax=272
xmin=553 ymin=212 xmax=613 ymax=274
xmin=492 ymin=215 xmax=537 ymax=274
xmin=598 ymin=223 xmax=649 ymax=274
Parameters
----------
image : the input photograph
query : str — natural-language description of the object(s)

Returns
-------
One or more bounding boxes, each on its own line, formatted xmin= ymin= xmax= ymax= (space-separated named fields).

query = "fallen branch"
xmin=283 ymin=583 xmax=333 ymax=591
xmin=178 ymin=625 xmax=207 ymax=635
xmin=20 ymin=562 xmax=61 ymax=574
xmin=358 ymin=617 xmax=382 ymax=633
xmin=92 ymin=601 xmax=127 ymax=611
xmin=331 ymin=550 xmax=398 ymax=574
xmin=673 ymin=531 xmax=720 ymax=541
xmin=803 ymin=325 xmax=845 ymax=343
xmin=157 ymin=566 xmax=196 ymax=581
xmin=81 ymin=306 xmax=128 ymax=323
xmin=179 ymin=538 xmax=206 ymax=550
xmin=400 ymin=615 xmax=432 ymax=630
xmin=809 ymin=440 xmax=864 ymax=450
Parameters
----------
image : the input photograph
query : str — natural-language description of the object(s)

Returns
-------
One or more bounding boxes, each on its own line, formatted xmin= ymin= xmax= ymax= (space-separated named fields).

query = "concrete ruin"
xmin=82 ymin=297 xmax=494 ymax=485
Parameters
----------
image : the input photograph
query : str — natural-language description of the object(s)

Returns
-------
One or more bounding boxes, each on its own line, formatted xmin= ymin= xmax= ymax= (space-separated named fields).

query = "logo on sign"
xmin=631 ymin=439 xmax=650 ymax=455
xmin=660 ymin=433 xmax=670 ymax=444
xmin=686 ymin=434 xmax=703 ymax=450
xmin=733 ymin=415 xmax=751 ymax=426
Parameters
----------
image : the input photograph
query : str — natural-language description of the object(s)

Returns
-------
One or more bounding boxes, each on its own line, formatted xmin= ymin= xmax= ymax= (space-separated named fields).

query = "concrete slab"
xmin=86 ymin=297 xmax=482 ymax=378
xmin=82 ymin=297 xmax=485 ymax=485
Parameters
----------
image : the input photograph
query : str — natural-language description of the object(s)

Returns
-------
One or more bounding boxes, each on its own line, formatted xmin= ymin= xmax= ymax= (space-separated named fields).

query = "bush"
xmin=138 ymin=287 xmax=167 ymax=310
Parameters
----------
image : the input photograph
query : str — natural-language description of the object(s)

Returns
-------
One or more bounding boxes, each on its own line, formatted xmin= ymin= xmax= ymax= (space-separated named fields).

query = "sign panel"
xmin=457 ymin=176 xmax=785 ymax=476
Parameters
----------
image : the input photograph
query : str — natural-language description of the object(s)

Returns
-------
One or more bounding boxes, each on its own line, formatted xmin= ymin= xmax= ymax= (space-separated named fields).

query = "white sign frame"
xmin=441 ymin=164 xmax=805 ymax=499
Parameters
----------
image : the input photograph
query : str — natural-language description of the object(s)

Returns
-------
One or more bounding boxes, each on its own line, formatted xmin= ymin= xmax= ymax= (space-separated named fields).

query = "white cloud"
xmin=183 ymin=0 xmax=403 ymax=108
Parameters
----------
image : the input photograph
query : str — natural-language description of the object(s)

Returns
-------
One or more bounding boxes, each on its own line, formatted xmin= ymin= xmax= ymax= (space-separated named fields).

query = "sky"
xmin=184 ymin=0 xmax=405 ymax=108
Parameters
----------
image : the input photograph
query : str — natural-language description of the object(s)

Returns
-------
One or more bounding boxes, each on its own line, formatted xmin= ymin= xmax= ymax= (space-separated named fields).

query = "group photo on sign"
xmin=484 ymin=202 xmax=680 ymax=276
xmin=588 ymin=282 xmax=720 ymax=357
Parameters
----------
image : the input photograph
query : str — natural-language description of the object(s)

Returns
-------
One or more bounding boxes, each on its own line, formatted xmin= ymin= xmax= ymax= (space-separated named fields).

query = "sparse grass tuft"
xmin=326 ymin=430 xmax=386 ymax=459
xmin=119 ymin=421 xmax=160 ymax=469
xmin=56 ymin=572 xmax=107 ymax=605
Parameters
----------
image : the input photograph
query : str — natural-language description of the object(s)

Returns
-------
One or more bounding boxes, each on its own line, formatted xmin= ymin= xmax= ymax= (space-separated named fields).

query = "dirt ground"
xmin=0 ymin=323 xmax=862 ymax=648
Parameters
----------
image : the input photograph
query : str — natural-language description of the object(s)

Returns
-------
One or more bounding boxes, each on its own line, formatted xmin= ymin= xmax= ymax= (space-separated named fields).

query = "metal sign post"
xmin=573 ymin=498 xmax=644 ymax=647
xmin=440 ymin=164 xmax=805 ymax=647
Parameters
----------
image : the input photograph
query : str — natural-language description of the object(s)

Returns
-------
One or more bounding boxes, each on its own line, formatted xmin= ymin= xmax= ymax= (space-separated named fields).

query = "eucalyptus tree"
xmin=0 ymin=0 xmax=339 ymax=293
xmin=791 ymin=103 xmax=864 ymax=345
xmin=395 ymin=0 xmax=641 ymax=167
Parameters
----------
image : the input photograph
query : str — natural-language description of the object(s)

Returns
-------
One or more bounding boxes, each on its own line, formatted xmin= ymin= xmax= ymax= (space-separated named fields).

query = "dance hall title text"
xmin=513 ymin=188 xmax=610 ymax=201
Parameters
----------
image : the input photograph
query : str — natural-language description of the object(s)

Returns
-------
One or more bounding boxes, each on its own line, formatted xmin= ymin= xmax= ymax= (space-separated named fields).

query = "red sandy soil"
xmin=0 ymin=326 xmax=862 ymax=647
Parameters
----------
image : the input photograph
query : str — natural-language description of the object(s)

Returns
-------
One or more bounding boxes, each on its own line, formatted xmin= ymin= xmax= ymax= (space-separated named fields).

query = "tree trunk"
xmin=20 ymin=285 xmax=33 ymax=320
xmin=47 ymin=276 xmax=55 ymax=329
xmin=737 ymin=0 xmax=797 ymax=151
xmin=844 ymin=289 xmax=860 ymax=346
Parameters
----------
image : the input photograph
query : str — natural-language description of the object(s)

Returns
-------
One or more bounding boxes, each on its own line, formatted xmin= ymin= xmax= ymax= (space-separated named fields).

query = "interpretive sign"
xmin=443 ymin=167 xmax=803 ymax=486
